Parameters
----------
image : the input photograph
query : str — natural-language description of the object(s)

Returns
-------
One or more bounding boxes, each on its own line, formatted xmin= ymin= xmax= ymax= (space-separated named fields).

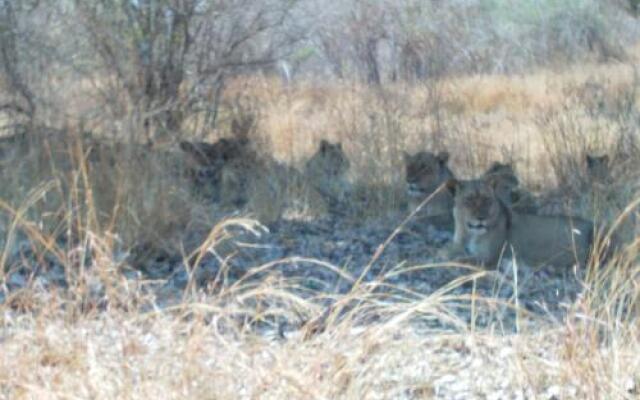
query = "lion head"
xmin=482 ymin=162 xmax=520 ymax=208
xmin=585 ymin=154 xmax=611 ymax=185
xmin=304 ymin=140 xmax=351 ymax=203
xmin=180 ymin=137 xmax=252 ymax=193
xmin=447 ymin=178 xmax=507 ymax=235
xmin=404 ymin=151 xmax=452 ymax=196
xmin=306 ymin=140 xmax=350 ymax=178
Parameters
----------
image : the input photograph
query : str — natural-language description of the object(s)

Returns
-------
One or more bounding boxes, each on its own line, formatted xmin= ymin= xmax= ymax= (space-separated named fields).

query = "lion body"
xmin=218 ymin=140 xmax=350 ymax=223
xmin=179 ymin=137 xmax=250 ymax=191
xmin=404 ymin=151 xmax=454 ymax=217
xmin=446 ymin=178 xmax=593 ymax=268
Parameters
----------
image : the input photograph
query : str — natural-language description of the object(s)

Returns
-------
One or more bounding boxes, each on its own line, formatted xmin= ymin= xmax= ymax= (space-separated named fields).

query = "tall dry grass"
xmin=1 ymin=60 xmax=640 ymax=398
xmin=0 ymin=198 xmax=638 ymax=398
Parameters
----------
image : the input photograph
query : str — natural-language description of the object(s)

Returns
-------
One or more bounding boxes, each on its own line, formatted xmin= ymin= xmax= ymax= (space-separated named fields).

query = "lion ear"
xmin=437 ymin=151 xmax=450 ymax=165
xmin=445 ymin=178 xmax=459 ymax=196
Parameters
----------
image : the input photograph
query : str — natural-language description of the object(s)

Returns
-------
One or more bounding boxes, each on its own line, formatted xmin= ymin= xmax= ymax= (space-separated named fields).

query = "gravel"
xmin=0 ymin=206 xmax=585 ymax=330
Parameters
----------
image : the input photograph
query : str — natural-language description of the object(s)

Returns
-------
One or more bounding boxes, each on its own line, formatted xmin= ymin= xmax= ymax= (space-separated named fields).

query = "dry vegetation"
xmin=1 ymin=1 xmax=640 ymax=399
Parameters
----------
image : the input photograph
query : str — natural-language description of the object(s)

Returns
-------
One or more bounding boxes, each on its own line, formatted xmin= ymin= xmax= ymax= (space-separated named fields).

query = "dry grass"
xmin=193 ymin=61 xmax=640 ymax=231
xmin=0 ymin=218 xmax=639 ymax=399
xmin=1 ymin=59 xmax=640 ymax=398
xmin=1 ymin=311 xmax=639 ymax=399
xmin=222 ymin=61 xmax=640 ymax=189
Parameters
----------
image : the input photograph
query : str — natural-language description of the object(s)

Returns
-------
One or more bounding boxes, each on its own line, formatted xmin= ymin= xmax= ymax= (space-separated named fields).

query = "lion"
xmin=303 ymin=140 xmax=351 ymax=205
xmin=179 ymin=136 xmax=251 ymax=198
xmin=218 ymin=155 xmax=255 ymax=207
xmin=404 ymin=150 xmax=454 ymax=218
xmin=179 ymin=114 xmax=253 ymax=171
xmin=442 ymin=177 xmax=593 ymax=269
xmin=219 ymin=139 xmax=350 ymax=222
xmin=220 ymin=152 xmax=329 ymax=224
xmin=584 ymin=153 xmax=615 ymax=211
xmin=482 ymin=162 xmax=538 ymax=213
xmin=215 ymin=139 xmax=349 ymax=223
xmin=585 ymin=154 xmax=612 ymax=186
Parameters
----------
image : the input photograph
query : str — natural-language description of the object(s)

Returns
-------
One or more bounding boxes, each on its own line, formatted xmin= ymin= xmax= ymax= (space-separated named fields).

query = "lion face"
xmin=309 ymin=140 xmax=350 ymax=177
xmin=448 ymin=179 xmax=503 ymax=234
xmin=219 ymin=156 xmax=261 ymax=207
xmin=404 ymin=151 xmax=452 ymax=197
xmin=303 ymin=140 xmax=350 ymax=203
xmin=585 ymin=154 xmax=611 ymax=185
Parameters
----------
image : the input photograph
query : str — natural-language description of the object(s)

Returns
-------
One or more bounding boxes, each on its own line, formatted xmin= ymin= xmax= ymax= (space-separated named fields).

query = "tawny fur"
xmin=404 ymin=151 xmax=454 ymax=217
xmin=481 ymin=161 xmax=538 ymax=213
xmin=219 ymin=140 xmax=351 ymax=223
xmin=443 ymin=178 xmax=593 ymax=269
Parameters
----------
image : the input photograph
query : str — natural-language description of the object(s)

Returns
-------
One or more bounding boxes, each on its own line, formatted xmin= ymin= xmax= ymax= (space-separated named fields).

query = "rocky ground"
xmin=2 ymin=202 xmax=636 ymax=400
xmin=1 ymin=204 xmax=584 ymax=333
